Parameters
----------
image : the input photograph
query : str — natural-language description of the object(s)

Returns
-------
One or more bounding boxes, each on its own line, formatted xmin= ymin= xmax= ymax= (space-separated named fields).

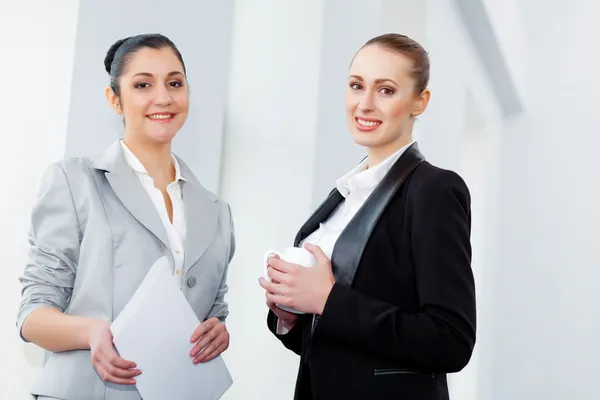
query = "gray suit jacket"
xmin=17 ymin=140 xmax=235 ymax=400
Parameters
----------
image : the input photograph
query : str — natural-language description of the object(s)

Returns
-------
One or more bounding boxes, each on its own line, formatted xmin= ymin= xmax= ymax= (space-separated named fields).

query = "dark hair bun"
xmin=104 ymin=37 xmax=131 ymax=74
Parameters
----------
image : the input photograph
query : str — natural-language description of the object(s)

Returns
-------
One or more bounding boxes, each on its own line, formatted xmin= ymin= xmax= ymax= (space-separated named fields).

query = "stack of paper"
xmin=111 ymin=256 xmax=232 ymax=400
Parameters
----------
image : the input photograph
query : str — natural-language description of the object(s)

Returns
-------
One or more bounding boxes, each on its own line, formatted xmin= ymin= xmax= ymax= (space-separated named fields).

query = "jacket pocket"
xmin=373 ymin=368 xmax=435 ymax=379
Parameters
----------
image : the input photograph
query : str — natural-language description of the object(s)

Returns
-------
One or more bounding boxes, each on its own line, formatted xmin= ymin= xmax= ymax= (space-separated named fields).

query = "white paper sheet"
xmin=111 ymin=256 xmax=232 ymax=400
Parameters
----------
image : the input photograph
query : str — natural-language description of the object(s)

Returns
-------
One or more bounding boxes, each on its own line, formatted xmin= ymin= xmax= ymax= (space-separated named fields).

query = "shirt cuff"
xmin=275 ymin=318 xmax=291 ymax=335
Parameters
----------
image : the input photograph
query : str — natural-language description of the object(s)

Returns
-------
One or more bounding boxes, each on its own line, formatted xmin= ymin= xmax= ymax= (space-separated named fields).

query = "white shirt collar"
xmin=336 ymin=141 xmax=415 ymax=198
xmin=119 ymin=140 xmax=185 ymax=182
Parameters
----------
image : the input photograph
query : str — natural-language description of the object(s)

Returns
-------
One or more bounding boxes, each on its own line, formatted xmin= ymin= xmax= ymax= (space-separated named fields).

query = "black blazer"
xmin=267 ymin=143 xmax=476 ymax=400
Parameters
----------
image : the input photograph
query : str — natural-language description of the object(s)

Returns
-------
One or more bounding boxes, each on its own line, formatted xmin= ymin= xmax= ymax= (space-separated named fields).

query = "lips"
xmin=147 ymin=113 xmax=176 ymax=123
xmin=147 ymin=113 xmax=174 ymax=120
xmin=355 ymin=117 xmax=382 ymax=132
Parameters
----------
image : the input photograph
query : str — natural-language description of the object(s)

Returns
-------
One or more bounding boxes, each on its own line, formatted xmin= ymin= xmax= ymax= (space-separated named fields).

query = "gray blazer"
xmin=17 ymin=140 xmax=235 ymax=400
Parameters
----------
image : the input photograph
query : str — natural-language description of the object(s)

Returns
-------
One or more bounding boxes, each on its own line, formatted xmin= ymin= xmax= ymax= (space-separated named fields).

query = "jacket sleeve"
xmin=207 ymin=202 xmax=235 ymax=322
xmin=16 ymin=163 xmax=81 ymax=341
xmin=266 ymin=310 xmax=304 ymax=356
xmin=317 ymin=170 xmax=476 ymax=372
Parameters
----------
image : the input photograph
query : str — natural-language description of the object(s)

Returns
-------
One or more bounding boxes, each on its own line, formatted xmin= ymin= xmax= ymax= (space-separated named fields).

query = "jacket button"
xmin=187 ymin=276 xmax=197 ymax=288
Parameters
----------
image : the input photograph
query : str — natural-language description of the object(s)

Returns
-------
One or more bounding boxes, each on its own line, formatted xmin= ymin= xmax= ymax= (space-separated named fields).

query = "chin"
xmin=148 ymin=130 xmax=178 ymax=143
xmin=351 ymin=130 xmax=383 ymax=148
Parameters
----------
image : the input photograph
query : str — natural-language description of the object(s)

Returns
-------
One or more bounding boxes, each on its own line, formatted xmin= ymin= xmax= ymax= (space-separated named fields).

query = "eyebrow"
xmin=132 ymin=71 xmax=185 ymax=78
xmin=349 ymin=75 xmax=398 ymax=86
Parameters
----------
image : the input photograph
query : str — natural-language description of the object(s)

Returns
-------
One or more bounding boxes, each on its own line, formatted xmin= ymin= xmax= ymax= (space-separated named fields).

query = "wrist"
xmin=317 ymin=281 xmax=335 ymax=315
xmin=282 ymin=318 xmax=296 ymax=329
xmin=85 ymin=318 xmax=107 ymax=348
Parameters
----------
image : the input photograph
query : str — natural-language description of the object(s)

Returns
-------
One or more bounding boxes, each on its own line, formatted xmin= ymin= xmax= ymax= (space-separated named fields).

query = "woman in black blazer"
xmin=258 ymin=33 xmax=476 ymax=400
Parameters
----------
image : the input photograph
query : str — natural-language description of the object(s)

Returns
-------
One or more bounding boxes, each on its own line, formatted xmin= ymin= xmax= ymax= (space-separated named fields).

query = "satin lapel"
xmin=330 ymin=143 xmax=426 ymax=287
xmin=180 ymin=169 xmax=220 ymax=273
xmin=294 ymin=189 xmax=344 ymax=246
xmin=105 ymin=168 xmax=170 ymax=249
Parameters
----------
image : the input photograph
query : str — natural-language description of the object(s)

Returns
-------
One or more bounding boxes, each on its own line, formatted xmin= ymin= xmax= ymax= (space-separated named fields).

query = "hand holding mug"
xmin=264 ymin=256 xmax=299 ymax=328
xmin=259 ymin=243 xmax=335 ymax=315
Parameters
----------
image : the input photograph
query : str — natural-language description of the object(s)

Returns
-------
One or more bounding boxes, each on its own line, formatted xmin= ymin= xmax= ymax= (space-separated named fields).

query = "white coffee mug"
xmin=263 ymin=246 xmax=317 ymax=314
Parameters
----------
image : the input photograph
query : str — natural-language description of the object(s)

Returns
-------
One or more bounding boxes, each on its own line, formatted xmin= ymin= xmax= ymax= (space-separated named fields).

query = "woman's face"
xmin=345 ymin=44 xmax=429 ymax=155
xmin=108 ymin=47 xmax=189 ymax=144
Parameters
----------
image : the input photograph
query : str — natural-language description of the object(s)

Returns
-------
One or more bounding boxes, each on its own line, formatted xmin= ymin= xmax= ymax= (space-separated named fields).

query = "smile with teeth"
xmin=356 ymin=118 xmax=381 ymax=127
xmin=148 ymin=114 xmax=174 ymax=120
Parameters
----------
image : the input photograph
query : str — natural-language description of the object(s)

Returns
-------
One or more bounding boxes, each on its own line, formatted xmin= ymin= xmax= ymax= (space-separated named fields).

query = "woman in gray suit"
xmin=17 ymin=33 xmax=235 ymax=400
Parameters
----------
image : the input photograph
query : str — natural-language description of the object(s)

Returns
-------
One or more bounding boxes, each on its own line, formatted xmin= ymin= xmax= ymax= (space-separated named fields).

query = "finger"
xmin=258 ymin=276 xmax=273 ymax=291
xmin=267 ymin=292 xmax=290 ymax=307
xmin=106 ymin=362 xmax=142 ymax=379
xmin=259 ymin=277 xmax=287 ymax=294
xmin=195 ymin=331 xmax=228 ymax=363
xmin=194 ymin=339 xmax=220 ymax=363
xmin=197 ymin=342 xmax=227 ymax=364
xmin=102 ymin=345 xmax=137 ymax=370
xmin=303 ymin=243 xmax=328 ymax=263
xmin=267 ymin=266 xmax=291 ymax=284
xmin=261 ymin=278 xmax=288 ymax=296
xmin=190 ymin=324 xmax=223 ymax=357
xmin=103 ymin=354 xmax=141 ymax=378
xmin=268 ymin=257 xmax=296 ymax=273
xmin=266 ymin=296 xmax=278 ymax=309
xmin=96 ymin=363 xmax=138 ymax=385
xmin=266 ymin=253 xmax=281 ymax=262
xmin=190 ymin=317 xmax=219 ymax=342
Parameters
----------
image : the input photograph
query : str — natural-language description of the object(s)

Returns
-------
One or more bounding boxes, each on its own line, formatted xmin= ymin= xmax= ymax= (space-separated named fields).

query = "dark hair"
xmin=359 ymin=33 xmax=430 ymax=94
xmin=104 ymin=33 xmax=186 ymax=97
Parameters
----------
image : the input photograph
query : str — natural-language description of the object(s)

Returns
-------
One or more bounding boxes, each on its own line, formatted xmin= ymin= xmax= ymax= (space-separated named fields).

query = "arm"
xmin=206 ymin=203 xmax=235 ymax=322
xmin=17 ymin=163 xmax=97 ymax=352
xmin=266 ymin=309 xmax=304 ymax=356
xmin=317 ymin=170 xmax=476 ymax=372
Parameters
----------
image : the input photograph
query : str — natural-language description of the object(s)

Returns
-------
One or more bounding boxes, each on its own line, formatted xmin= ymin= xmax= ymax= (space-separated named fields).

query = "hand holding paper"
xmin=89 ymin=319 xmax=140 ymax=385
xmin=111 ymin=256 xmax=232 ymax=400
xmin=190 ymin=317 xmax=230 ymax=364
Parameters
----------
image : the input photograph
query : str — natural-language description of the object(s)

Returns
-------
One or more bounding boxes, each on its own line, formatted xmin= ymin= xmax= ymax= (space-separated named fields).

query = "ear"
xmin=105 ymin=87 xmax=122 ymax=115
xmin=410 ymin=88 xmax=431 ymax=118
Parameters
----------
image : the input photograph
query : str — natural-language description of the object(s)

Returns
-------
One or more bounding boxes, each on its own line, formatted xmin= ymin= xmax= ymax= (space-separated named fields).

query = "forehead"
xmin=349 ymin=45 xmax=414 ymax=81
xmin=123 ymin=47 xmax=184 ymax=76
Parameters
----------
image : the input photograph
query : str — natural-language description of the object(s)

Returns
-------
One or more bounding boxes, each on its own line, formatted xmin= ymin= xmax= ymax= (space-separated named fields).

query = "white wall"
xmin=493 ymin=1 xmax=600 ymax=399
xmin=0 ymin=1 xmax=542 ymax=399
xmin=480 ymin=0 xmax=528 ymax=108
xmin=220 ymin=0 xmax=506 ymax=399
xmin=219 ymin=2 xmax=325 ymax=399
xmin=0 ymin=1 xmax=80 ymax=398
xmin=64 ymin=0 xmax=234 ymax=194
xmin=424 ymin=1 xmax=504 ymax=399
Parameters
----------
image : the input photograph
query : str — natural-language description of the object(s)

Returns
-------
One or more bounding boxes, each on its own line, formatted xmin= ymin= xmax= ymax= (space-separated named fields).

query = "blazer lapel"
xmin=93 ymin=141 xmax=170 ymax=249
xmin=331 ymin=143 xmax=426 ymax=287
xmin=178 ymin=158 xmax=220 ymax=273
xmin=294 ymin=189 xmax=344 ymax=246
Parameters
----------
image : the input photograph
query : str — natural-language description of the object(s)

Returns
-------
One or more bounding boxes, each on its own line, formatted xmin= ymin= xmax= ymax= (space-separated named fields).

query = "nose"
xmin=358 ymin=91 xmax=375 ymax=112
xmin=154 ymin=84 xmax=172 ymax=106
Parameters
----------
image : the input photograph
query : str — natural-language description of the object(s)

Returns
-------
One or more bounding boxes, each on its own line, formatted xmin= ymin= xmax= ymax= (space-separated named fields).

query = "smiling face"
xmin=106 ymin=46 xmax=189 ymax=145
xmin=345 ymin=44 xmax=430 ymax=163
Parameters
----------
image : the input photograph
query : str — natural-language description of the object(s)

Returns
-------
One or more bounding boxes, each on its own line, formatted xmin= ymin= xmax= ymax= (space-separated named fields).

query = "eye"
xmin=135 ymin=82 xmax=150 ymax=89
xmin=379 ymin=87 xmax=394 ymax=95
xmin=349 ymin=82 xmax=362 ymax=90
xmin=169 ymin=80 xmax=183 ymax=88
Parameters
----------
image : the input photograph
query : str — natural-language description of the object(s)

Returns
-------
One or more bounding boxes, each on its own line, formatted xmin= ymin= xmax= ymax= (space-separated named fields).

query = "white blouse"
xmin=277 ymin=141 xmax=415 ymax=334
xmin=120 ymin=140 xmax=187 ymax=289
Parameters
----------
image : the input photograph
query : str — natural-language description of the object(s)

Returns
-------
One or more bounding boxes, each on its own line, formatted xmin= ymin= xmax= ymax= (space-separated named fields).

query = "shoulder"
xmin=174 ymin=155 xmax=232 ymax=215
xmin=38 ymin=157 xmax=95 ymax=191
xmin=410 ymin=161 xmax=470 ymax=203
xmin=52 ymin=156 xmax=98 ymax=180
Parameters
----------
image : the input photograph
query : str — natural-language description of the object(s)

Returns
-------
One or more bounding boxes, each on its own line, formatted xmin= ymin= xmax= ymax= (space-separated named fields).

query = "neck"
xmin=367 ymin=135 xmax=413 ymax=168
xmin=123 ymin=135 xmax=175 ymax=183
